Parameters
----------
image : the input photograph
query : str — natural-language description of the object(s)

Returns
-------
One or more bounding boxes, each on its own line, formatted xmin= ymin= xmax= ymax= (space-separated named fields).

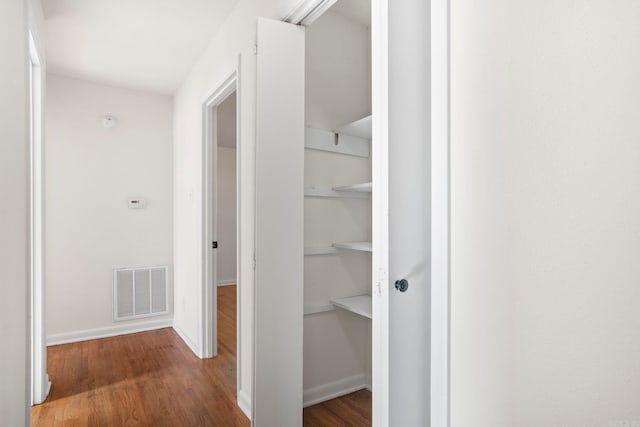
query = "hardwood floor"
xmin=32 ymin=285 xmax=247 ymax=426
xmin=32 ymin=285 xmax=371 ymax=426
xmin=303 ymin=390 xmax=372 ymax=427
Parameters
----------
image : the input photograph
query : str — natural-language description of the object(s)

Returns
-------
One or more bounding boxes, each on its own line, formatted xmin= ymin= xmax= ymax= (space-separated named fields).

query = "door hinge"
xmin=253 ymin=44 xmax=258 ymax=55
xmin=212 ymin=241 xmax=218 ymax=249
xmin=375 ymin=268 xmax=385 ymax=296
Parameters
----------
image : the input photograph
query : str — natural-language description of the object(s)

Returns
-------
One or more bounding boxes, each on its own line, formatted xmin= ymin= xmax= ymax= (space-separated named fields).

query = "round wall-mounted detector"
xmin=102 ymin=116 xmax=117 ymax=128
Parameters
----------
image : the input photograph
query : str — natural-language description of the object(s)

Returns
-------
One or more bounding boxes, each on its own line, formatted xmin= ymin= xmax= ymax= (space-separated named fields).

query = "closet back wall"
xmin=304 ymin=7 xmax=372 ymax=395
xmin=46 ymin=74 xmax=174 ymax=343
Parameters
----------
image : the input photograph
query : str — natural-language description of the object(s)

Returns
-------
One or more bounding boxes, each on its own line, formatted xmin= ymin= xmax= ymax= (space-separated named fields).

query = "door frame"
xmin=370 ymin=0 xmax=390 ymax=425
xmin=202 ymin=71 xmax=239 ymax=363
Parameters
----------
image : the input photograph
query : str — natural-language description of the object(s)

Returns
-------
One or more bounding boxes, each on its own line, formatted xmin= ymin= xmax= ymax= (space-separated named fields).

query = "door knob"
xmin=394 ymin=279 xmax=409 ymax=292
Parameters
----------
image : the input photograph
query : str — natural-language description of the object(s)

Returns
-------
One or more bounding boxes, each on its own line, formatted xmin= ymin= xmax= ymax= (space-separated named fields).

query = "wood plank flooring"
xmin=32 ymin=285 xmax=371 ymax=426
xmin=303 ymin=389 xmax=372 ymax=427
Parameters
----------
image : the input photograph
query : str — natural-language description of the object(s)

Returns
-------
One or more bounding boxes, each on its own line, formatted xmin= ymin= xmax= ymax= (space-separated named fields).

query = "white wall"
xmin=451 ymin=1 xmax=640 ymax=425
xmin=303 ymin=8 xmax=372 ymax=396
xmin=46 ymin=74 xmax=174 ymax=341
xmin=172 ymin=0 xmax=300 ymax=413
xmin=0 ymin=0 xmax=30 ymax=423
xmin=216 ymin=146 xmax=237 ymax=284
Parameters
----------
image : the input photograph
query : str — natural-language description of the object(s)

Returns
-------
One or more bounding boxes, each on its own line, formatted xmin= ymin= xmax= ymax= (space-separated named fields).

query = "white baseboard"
xmin=237 ymin=389 xmax=252 ymax=419
xmin=303 ymin=373 xmax=369 ymax=407
xmin=47 ymin=318 xmax=173 ymax=346
xmin=217 ymin=279 xmax=237 ymax=286
xmin=172 ymin=322 xmax=202 ymax=358
xmin=33 ymin=374 xmax=51 ymax=405
xmin=45 ymin=378 xmax=52 ymax=400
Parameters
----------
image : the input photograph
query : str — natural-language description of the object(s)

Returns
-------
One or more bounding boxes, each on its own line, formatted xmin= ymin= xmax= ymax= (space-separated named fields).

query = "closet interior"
xmin=303 ymin=0 xmax=373 ymax=408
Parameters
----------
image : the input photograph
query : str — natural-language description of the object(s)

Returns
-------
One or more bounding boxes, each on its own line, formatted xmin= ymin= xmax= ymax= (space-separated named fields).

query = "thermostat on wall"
xmin=128 ymin=198 xmax=146 ymax=209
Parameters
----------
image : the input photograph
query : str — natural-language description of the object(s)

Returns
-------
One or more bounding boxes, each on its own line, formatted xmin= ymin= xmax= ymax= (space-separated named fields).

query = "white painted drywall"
xmin=0 ymin=0 xmax=30 ymax=423
xmin=172 ymin=0 xmax=301 ymax=414
xmin=451 ymin=1 xmax=640 ymax=425
xmin=216 ymin=146 xmax=237 ymax=284
xmin=46 ymin=74 xmax=173 ymax=340
xmin=303 ymin=8 xmax=372 ymax=395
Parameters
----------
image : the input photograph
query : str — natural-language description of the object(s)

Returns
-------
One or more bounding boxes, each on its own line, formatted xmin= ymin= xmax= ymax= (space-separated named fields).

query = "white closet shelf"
xmin=304 ymin=304 xmax=336 ymax=315
xmin=331 ymin=295 xmax=372 ymax=319
xmin=332 ymin=182 xmax=372 ymax=193
xmin=332 ymin=241 xmax=372 ymax=252
xmin=304 ymin=187 xmax=369 ymax=199
xmin=305 ymin=242 xmax=372 ymax=255
xmin=304 ymin=246 xmax=343 ymax=256
xmin=335 ymin=115 xmax=372 ymax=140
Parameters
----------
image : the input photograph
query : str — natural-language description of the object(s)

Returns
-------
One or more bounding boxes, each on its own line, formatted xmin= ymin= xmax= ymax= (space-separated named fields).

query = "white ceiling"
xmin=42 ymin=0 xmax=239 ymax=94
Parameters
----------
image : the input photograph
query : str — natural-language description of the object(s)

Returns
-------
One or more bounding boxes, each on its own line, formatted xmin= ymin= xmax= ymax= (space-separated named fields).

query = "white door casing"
xmin=371 ymin=0 xmax=390 ymax=425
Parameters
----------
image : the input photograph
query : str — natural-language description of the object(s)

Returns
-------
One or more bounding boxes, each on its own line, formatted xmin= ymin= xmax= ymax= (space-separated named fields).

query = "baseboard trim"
xmin=237 ymin=389 xmax=252 ymax=419
xmin=33 ymin=375 xmax=52 ymax=405
xmin=45 ymin=378 xmax=52 ymax=400
xmin=47 ymin=318 xmax=173 ymax=346
xmin=303 ymin=374 xmax=369 ymax=407
xmin=172 ymin=322 xmax=202 ymax=358
xmin=217 ymin=279 xmax=237 ymax=286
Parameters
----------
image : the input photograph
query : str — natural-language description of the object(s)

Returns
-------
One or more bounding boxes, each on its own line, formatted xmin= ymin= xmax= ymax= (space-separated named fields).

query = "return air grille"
xmin=113 ymin=266 xmax=169 ymax=321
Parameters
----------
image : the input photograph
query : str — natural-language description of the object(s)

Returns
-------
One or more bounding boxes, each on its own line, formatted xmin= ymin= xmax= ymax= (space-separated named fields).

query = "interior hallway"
xmin=32 ymin=285 xmax=371 ymax=426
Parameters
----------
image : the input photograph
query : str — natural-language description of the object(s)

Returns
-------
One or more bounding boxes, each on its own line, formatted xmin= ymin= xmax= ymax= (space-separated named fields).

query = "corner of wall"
xmin=172 ymin=320 xmax=203 ymax=358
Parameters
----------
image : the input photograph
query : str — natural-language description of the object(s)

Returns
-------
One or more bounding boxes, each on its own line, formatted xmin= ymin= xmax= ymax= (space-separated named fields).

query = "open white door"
xmin=254 ymin=17 xmax=305 ymax=427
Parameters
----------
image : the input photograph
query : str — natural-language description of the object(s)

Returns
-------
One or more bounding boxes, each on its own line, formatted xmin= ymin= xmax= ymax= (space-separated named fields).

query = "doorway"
xmin=202 ymin=74 xmax=241 ymax=397
xmin=214 ymin=91 xmax=239 ymax=361
xmin=302 ymin=0 xmax=373 ymax=420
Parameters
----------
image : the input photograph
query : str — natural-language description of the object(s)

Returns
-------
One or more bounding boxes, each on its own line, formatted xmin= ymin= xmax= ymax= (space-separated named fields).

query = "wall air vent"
xmin=113 ymin=266 xmax=169 ymax=321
